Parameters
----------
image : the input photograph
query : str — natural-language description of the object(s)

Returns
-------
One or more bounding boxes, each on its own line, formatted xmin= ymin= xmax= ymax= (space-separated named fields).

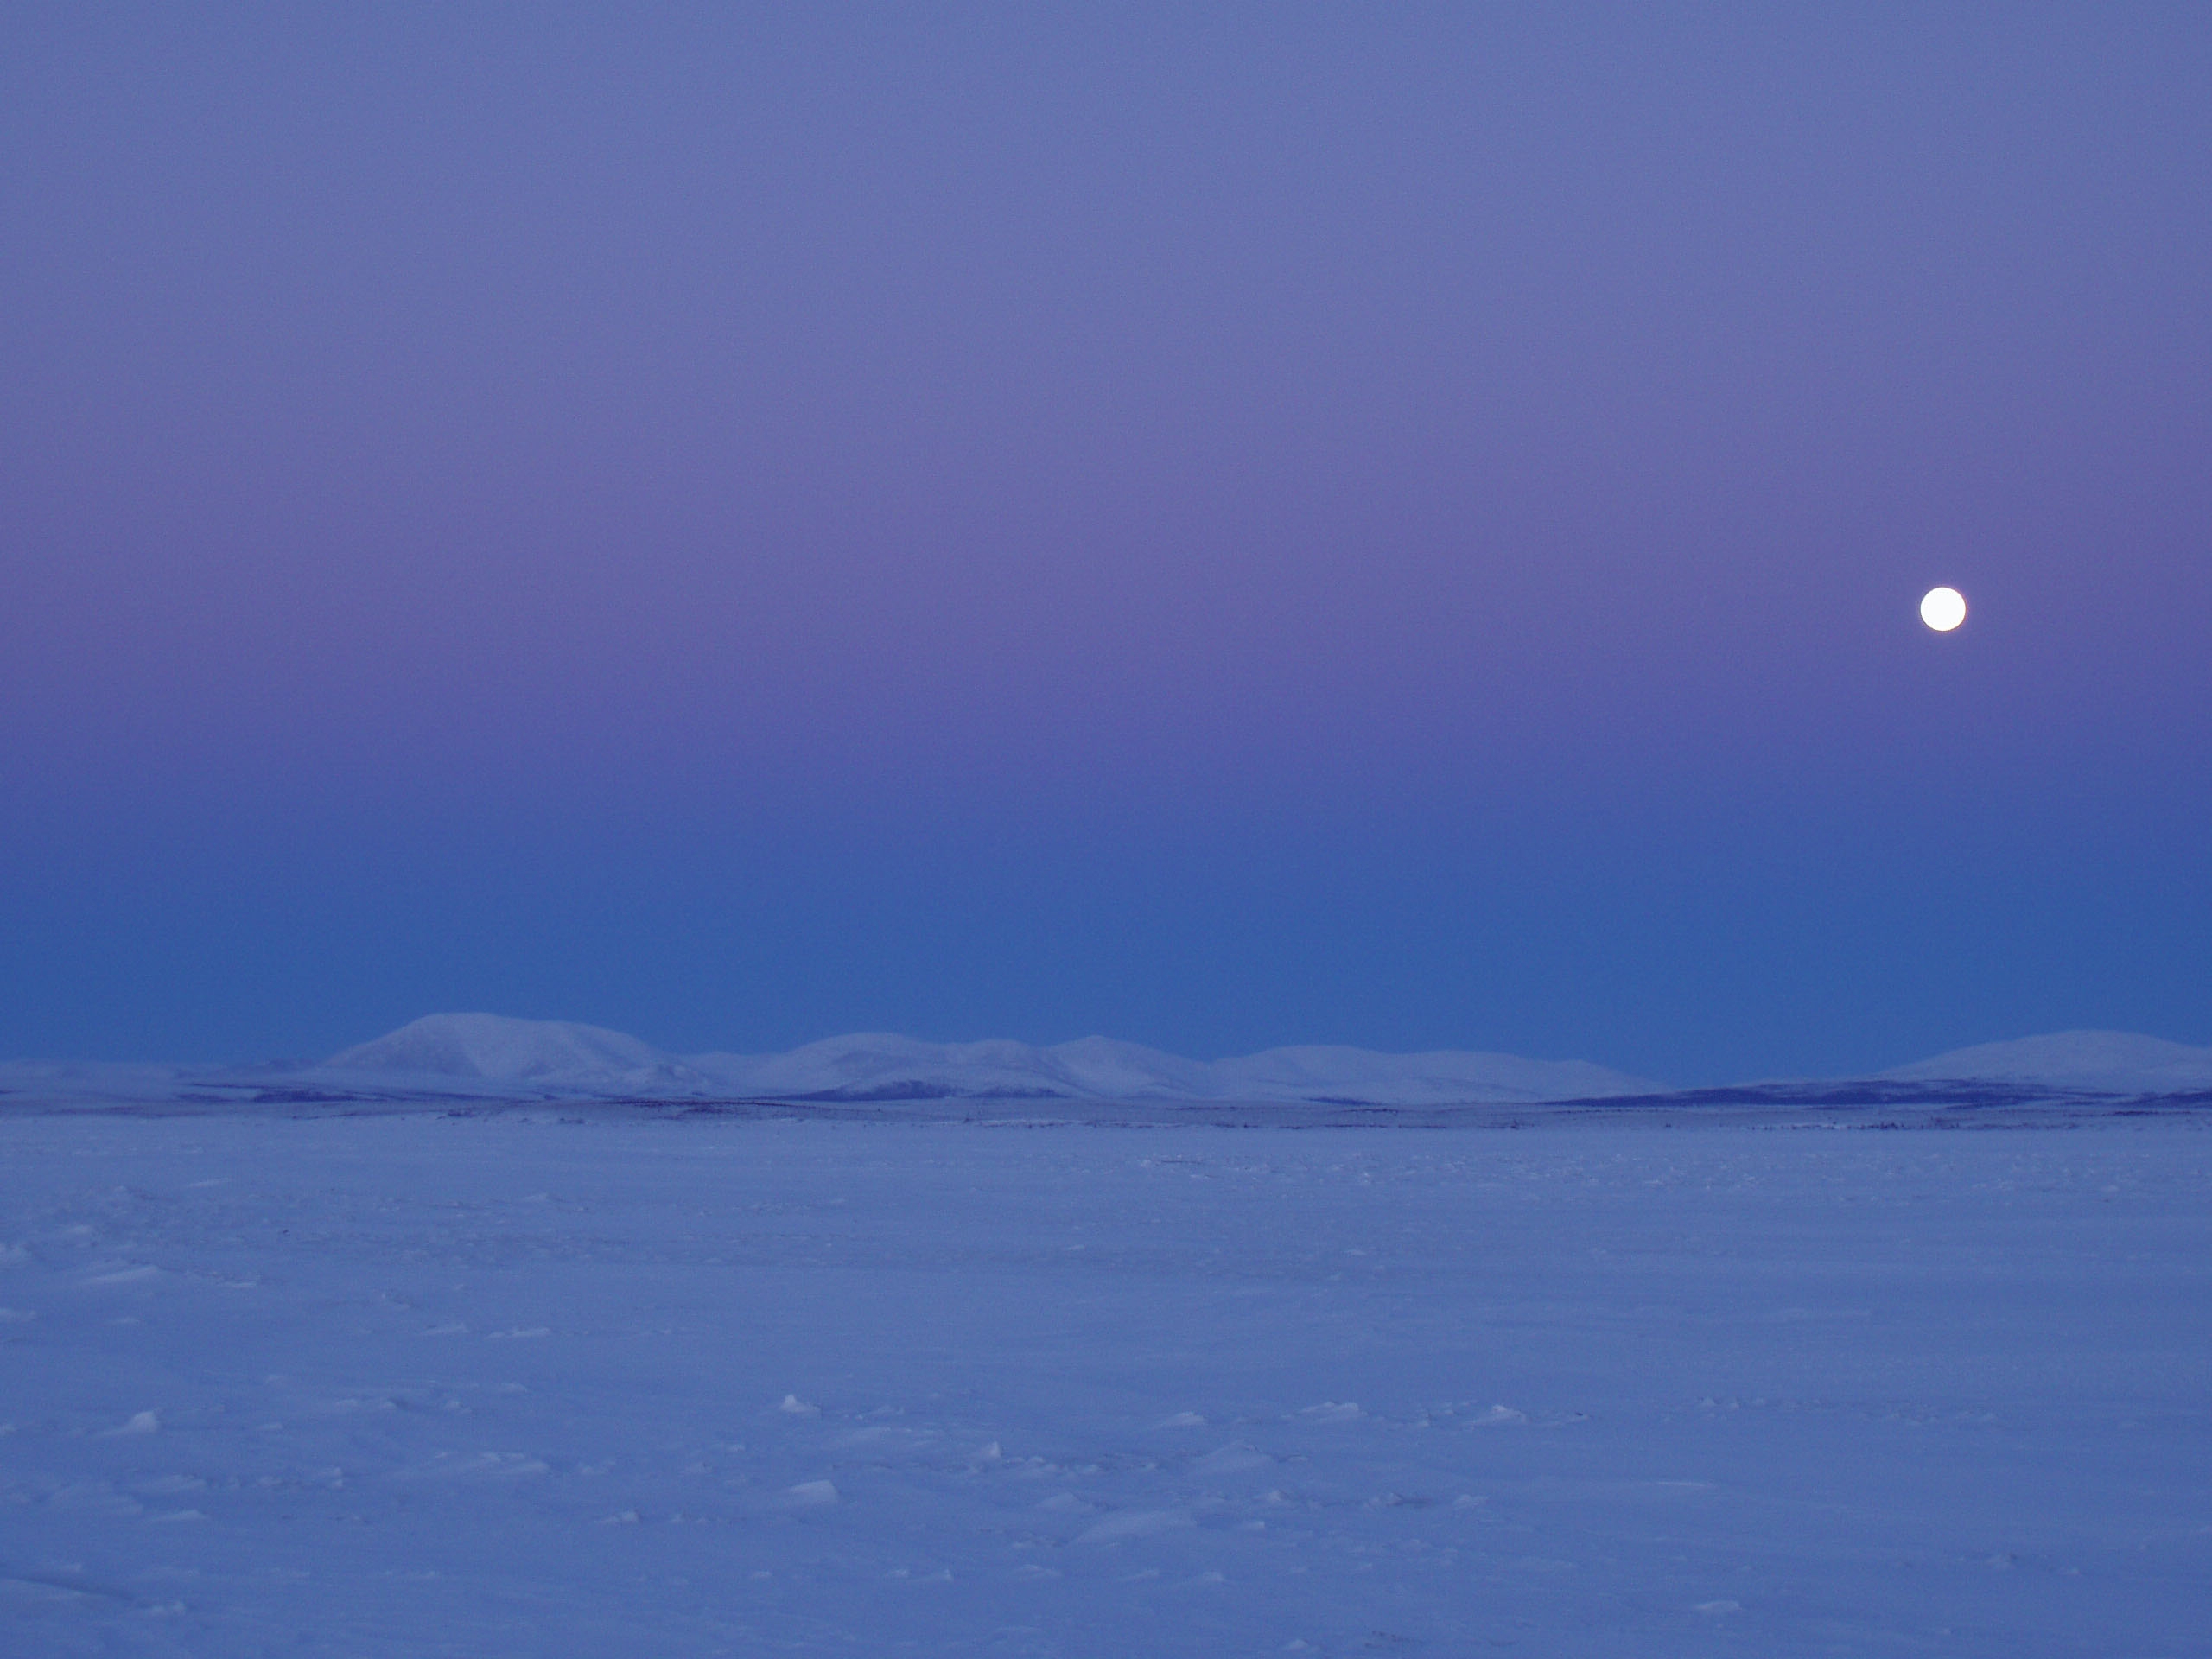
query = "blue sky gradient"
xmin=4 ymin=5 xmax=2208 ymax=1079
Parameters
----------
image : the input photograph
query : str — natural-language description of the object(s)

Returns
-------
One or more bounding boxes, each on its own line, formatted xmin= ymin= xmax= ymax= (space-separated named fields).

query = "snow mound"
xmin=1882 ymin=1031 xmax=2212 ymax=1095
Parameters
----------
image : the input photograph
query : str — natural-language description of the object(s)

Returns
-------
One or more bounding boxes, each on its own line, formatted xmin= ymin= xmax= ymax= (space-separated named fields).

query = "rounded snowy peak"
xmin=326 ymin=1013 xmax=685 ymax=1086
xmin=1882 ymin=1031 xmax=2212 ymax=1093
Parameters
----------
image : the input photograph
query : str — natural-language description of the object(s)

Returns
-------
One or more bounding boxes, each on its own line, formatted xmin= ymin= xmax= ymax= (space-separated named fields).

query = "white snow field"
xmin=2 ymin=1111 xmax=2207 ymax=1657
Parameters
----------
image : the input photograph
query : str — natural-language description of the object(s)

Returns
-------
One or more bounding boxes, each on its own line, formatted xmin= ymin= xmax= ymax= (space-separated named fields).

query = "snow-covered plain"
xmin=3 ymin=1109 xmax=2207 ymax=1656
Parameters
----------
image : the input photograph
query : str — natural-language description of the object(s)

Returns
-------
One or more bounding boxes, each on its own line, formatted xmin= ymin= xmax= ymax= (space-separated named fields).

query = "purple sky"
xmin=4 ymin=5 xmax=2208 ymax=1080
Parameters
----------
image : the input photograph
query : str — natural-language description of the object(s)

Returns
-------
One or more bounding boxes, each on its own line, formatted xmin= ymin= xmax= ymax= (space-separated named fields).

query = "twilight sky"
xmin=4 ymin=4 xmax=2208 ymax=1082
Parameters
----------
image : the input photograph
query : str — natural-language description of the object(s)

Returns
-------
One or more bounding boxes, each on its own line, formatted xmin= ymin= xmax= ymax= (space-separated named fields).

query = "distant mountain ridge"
xmin=1879 ymin=1030 xmax=2212 ymax=1094
xmin=328 ymin=1013 xmax=721 ymax=1095
xmin=4 ymin=1018 xmax=2208 ymax=1109
xmin=327 ymin=1015 xmax=1663 ymax=1105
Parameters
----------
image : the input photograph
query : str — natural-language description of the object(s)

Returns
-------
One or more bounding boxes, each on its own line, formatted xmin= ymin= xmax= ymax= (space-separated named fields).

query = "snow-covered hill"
xmin=325 ymin=1013 xmax=720 ymax=1096
xmin=303 ymin=1015 xmax=1662 ymax=1104
xmin=685 ymin=1033 xmax=1221 ymax=1102
xmin=1882 ymin=1030 xmax=2212 ymax=1096
xmin=10 ymin=1017 xmax=2209 ymax=1109
xmin=679 ymin=1032 xmax=1656 ymax=1104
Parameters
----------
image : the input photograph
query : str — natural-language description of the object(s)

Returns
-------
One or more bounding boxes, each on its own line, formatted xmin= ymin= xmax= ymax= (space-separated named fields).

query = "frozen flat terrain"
xmin=2 ymin=1112 xmax=2206 ymax=1656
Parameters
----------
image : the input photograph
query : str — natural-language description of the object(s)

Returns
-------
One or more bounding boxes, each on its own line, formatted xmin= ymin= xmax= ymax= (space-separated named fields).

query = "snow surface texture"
xmin=9 ymin=1014 xmax=2212 ymax=1108
xmin=1 ymin=1112 xmax=2206 ymax=1656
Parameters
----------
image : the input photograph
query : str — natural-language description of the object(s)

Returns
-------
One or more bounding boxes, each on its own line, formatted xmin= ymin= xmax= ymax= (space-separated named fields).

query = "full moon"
xmin=1920 ymin=586 xmax=1967 ymax=632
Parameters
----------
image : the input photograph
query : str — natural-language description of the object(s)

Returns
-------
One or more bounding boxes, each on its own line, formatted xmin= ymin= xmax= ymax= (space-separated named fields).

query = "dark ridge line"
xmin=7 ymin=1079 xmax=2210 ymax=1126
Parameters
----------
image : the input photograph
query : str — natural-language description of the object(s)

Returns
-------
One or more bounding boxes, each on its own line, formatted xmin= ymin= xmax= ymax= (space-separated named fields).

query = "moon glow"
xmin=1919 ymin=587 xmax=1967 ymax=632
